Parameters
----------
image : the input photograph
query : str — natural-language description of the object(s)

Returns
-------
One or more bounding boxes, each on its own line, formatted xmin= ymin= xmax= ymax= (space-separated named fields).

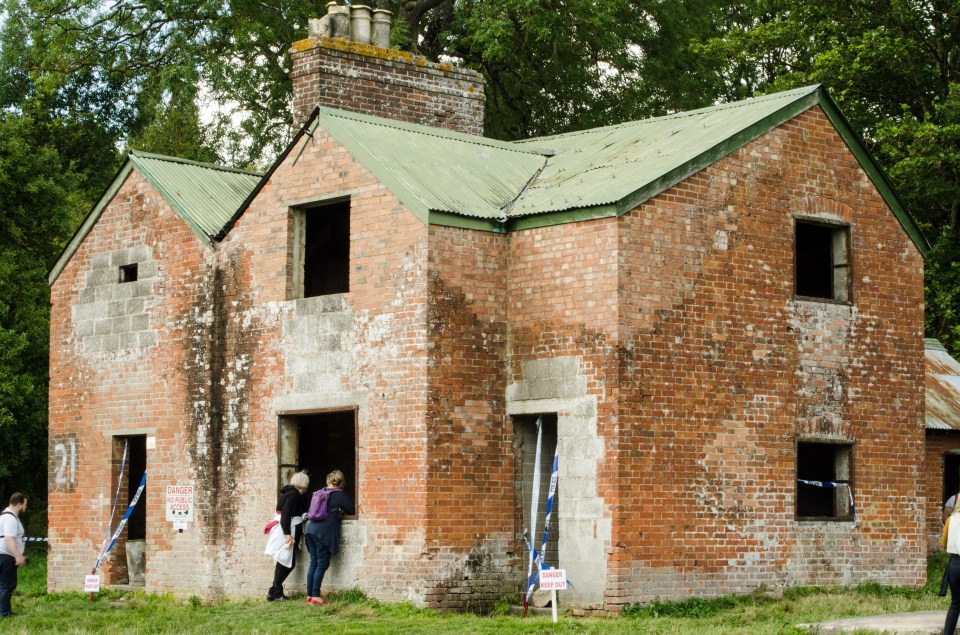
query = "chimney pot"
xmin=371 ymin=9 xmax=392 ymax=49
xmin=349 ymin=5 xmax=373 ymax=45
xmin=327 ymin=2 xmax=350 ymax=38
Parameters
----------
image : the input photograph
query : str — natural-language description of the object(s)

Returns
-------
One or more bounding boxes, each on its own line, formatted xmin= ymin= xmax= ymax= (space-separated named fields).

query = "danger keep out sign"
xmin=540 ymin=569 xmax=568 ymax=591
xmin=166 ymin=485 xmax=194 ymax=522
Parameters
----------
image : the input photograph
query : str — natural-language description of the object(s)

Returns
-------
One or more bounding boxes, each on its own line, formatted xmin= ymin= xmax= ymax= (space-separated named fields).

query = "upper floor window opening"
xmin=293 ymin=199 xmax=350 ymax=298
xmin=119 ymin=263 xmax=138 ymax=283
xmin=794 ymin=219 xmax=850 ymax=302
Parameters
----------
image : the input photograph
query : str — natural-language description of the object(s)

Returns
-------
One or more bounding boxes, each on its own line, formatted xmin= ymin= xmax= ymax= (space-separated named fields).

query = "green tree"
xmin=13 ymin=0 xmax=732 ymax=159
xmin=0 ymin=0 xmax=123 ymax=502
xmin=0 ymin=114 xmax=81 ymax=501
xmin=700 ymin=0 xmax=960 ymax=354
xmin=445 ymin=0 xmax=728 ymax=140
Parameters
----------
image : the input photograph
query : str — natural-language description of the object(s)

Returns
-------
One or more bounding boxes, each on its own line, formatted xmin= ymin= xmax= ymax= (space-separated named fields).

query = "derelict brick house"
xmin=924 ymin=338 xmax=960 ymax=550
xmin=48 ymin=7 xmax=928 ymax=612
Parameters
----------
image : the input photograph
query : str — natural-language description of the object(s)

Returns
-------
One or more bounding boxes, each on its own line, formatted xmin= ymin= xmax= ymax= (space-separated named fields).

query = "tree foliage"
xmin=0 ymin=114 xmax=95 ymax=500
xmin=445 ymin=0 xmax=728 ymax=140
xmin=699 ymin=0 xmax=960 ymax=353
xmin=7 ymin=0 xmax=733 ymax=161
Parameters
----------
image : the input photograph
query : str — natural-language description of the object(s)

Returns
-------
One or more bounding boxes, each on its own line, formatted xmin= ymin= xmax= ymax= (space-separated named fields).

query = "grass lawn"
xmin=3 ymin=548 xmax=953 ymax=634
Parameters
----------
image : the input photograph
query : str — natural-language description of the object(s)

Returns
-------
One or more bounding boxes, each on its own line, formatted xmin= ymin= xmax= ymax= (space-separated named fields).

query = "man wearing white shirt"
xmin=0 ymin=493 xmax=27 ymax=618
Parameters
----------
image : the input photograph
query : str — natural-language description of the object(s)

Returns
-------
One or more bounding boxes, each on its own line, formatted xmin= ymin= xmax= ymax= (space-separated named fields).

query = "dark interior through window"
xmin=119 ymin=263 xmax=138 ymax=283
xmin=797 ymin=441 xmax=852 ymax=519
xmin=296 ymin=411 xmax=357 ymax=509
xmin=945 ymin=454 xmax=960 ymax=506
xmin=303 ymin=201 xmax=350 ymax=297
xmin=795 ymin=222 xmax=835 ymax=299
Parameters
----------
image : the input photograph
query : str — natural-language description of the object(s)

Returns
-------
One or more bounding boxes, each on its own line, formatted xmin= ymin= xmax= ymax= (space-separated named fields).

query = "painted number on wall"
xmin=51 ymin=434 xmax=78 ymax=492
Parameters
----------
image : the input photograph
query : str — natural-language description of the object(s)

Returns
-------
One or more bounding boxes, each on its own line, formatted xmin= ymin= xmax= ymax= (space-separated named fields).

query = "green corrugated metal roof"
xmin=509 ymin=85 xmax=820 ymax=216
xmin=313 ymin=109 xmax=548 ymax=224
xmin=129 ymin=151 xmax=263 ymax=242
xmin=315 ymin=89 xmax=813 ymax=221
xmin=50 ymin=83 xmax=928 ymax=287
xmin=49 ymin=152 xmax=262 ymax=285
xmin=311 ymin=86 xmax=926 ymax=253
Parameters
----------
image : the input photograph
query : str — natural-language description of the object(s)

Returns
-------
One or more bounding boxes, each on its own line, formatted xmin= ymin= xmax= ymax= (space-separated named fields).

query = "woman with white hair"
xmin=267 ymin=471 xmax=309 ymax=602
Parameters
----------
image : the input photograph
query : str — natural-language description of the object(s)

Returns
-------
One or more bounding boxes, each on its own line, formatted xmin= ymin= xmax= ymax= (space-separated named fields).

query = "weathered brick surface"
xmin=49 ymin=104 xmax=925 ymax=609
xmin=925 ymin=432 xmax=960 ymax=550
xmin=48 ymin=170 xmax=220 ymax=592
xmin=607 ymin=107 xmax=925 ymax=607
xmin=422 ymin=226 xmax=514 ymax=608
xmin=290 ymin=38 xmax=485 ymax=134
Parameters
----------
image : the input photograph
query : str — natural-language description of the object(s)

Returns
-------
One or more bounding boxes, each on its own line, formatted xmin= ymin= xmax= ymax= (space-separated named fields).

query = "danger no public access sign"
xmin=166 ymin=484 xmax=194 ymax=522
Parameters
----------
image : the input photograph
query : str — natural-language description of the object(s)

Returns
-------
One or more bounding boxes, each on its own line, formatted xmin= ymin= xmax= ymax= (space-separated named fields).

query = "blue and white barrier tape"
xmin=93 ymin=471 xmax=147 ymax=573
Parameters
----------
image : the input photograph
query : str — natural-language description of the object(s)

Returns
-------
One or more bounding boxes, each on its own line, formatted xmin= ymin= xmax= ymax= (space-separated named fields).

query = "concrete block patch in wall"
xmin=507 ymin=356 xmax=608 ymax=606
xmin=73 ymin=246 xmax=159 ymax=357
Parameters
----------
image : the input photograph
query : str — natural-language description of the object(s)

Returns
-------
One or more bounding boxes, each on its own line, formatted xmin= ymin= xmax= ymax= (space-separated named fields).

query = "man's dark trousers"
xmin=0 ymin=553 xmax=17 ymax=617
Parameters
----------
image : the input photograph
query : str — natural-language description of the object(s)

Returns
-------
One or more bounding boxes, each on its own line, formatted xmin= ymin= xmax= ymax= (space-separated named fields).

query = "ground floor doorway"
xmin=515 ymin=414 xmax=559 ymax=569
xmin=112 ymin=434 xmax=146 ymax=585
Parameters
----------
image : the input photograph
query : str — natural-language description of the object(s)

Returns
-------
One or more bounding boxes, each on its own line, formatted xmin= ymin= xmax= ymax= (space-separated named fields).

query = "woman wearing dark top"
xmin=305 ymin=470 xmax=355 ymax=605
xmin=267 ymin=471 xmax=309 ymax=602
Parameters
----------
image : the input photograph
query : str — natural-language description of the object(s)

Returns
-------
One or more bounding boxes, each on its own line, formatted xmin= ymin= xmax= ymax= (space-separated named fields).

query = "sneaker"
xmin=267 ymin=594 xmax=288 ymax=602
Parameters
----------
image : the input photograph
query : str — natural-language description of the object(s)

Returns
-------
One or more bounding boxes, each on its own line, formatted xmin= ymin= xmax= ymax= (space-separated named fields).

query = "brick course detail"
xmin=290 ymin=38 xmax=485 ymax=135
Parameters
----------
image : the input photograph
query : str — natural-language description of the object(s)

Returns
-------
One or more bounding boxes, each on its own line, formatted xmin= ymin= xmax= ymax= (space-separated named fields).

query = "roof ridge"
xmin=129 ymin=150 xmax=264 ymax=177
xmin=315 ymin=106 xmax=553 ymax=158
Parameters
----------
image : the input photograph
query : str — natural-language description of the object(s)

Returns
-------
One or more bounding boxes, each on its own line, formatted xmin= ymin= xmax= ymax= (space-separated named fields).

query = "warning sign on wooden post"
xmin=84 ymin=575 xmax=101 ymax=592
xmin=539 ymin=569 xmax=567 ymax=591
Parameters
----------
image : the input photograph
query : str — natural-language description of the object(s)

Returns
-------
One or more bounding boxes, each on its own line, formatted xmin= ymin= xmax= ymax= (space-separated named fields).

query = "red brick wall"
xmin=220 ymin=125 xmax=437 ymax=600
xmin=290 ymin=38 xmax=485 ymax=134
xmin=609 ymin=106 xmax=925 ymax=607
xmin=506 ymin=218 xmax=622 ymax=608
xmin=925 ymin=432 xmax=960 ymax=550
xmin=48 ymin=169 xmax=218 ymax=591
xmin=423 ymin=225 xmax=513 ymax=608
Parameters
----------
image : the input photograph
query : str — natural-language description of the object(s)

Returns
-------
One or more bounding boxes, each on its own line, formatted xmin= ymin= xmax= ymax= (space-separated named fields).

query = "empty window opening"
xmin=119 ymin=263 xmax=138 ymax=283
xmin=795 ymin=220 xmax=850 ymax=301
xmin=294 ymin=200 xmax=350 ymax=298
xmin=945 ymin=454 xmax=960 ymax=507
xmin=278 ymin=411 xmax=357 ymax=511
xmin=515 ymin=414 xmax=559 ymax=568
xmin=796 ymin=441 xmax=853 ymax=520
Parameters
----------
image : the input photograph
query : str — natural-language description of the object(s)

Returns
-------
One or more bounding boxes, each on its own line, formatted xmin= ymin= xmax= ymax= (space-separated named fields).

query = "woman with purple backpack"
xmin=304 ymin=469 xmax=355 ymax=606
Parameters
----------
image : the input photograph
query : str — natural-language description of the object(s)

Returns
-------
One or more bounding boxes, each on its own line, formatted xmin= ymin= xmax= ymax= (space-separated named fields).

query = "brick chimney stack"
xmin=290 ymin=3 xmax=486 ymax=136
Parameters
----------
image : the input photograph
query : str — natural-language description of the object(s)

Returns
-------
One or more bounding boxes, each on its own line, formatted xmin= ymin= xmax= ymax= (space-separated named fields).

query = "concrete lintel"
xmin=273 ymin=392 xmax=367 ymax=415
xmin=102 ymin=428 xmax=156 ymax=438
xmin=506 ymin=396 xmax=593 ymax=417
xmin=284 ymin=191 xmax=355 ymax=209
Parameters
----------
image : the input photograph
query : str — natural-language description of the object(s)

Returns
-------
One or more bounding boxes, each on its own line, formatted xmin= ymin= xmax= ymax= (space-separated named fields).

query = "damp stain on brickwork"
xmin=184 ymin=255 xmax=252 ymax=547
xmin=423 ymin=267 xmax=511 ymax=606
xmin=426 ymin=269 xmax=506 ymax=474
xmin=426 ymin=544 xmax=515 ymax=612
